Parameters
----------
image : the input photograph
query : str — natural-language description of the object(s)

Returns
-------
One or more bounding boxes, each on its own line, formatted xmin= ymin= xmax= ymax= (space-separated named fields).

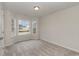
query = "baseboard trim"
xmin=41 ymin=38 xmax=79 ymax=53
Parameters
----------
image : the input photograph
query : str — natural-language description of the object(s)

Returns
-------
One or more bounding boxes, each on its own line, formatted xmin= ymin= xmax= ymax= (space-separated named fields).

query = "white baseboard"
xmin=41 ymin=37 xmax=79 ymax=53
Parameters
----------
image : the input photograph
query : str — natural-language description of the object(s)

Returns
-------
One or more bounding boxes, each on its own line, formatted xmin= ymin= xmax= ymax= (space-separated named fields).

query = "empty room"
xmin=0 ymin=2 xmax=79 ymax=56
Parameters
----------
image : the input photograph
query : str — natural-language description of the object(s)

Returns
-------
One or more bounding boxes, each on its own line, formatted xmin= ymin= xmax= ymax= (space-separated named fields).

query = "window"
xmin=0 ymin=15 xmax=3 ymax=37
xmin=32 ymin=21 xmax=37 ymax=34
xmin=18 ymin=20 xmax=30 ymax=35
xmin=11 ymin=19 xmax=17 ymax=37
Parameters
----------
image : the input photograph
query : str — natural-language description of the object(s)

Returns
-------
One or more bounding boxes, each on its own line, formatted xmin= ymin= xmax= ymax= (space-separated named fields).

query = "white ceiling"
xmin=4 ymin=2 xmax=79 ymax=18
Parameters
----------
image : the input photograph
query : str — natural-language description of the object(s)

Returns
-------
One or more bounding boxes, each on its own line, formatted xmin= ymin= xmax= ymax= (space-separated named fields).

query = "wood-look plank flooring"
xmin=4 ymin=39 xmax=79 ymax=56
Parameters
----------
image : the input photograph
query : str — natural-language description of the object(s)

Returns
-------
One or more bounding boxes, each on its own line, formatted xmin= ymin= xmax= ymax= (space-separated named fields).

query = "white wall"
xmin=40 ymin=5 xmax=79 ymax=52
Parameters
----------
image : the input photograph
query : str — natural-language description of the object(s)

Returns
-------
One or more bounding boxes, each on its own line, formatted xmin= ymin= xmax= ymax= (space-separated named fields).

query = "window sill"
xmin=18 ymin=32 xmax=30 ymax=36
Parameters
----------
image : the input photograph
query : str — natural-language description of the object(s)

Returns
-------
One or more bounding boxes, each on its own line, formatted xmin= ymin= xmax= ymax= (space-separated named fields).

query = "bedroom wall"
xmin=40 ymin=5 xmax=79 ymax=52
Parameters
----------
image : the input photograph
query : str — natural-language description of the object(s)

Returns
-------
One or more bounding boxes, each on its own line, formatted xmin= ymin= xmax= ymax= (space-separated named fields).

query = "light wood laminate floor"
xmin=4 ymin=39 xmax=79 ymax=56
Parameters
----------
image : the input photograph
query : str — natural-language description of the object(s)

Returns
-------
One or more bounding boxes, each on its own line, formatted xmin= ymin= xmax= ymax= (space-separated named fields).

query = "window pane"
xmin=11 ymin=19 xmax=16 ymax=36
xmin=18 ymin=20 xmax=30 ymax=35
xmin=32 ymin=21 xmax=37 ymax=34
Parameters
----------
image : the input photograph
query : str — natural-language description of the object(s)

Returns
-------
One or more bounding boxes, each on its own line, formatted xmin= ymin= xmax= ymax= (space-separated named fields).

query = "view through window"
xmin=32 ymin=21 xmax=37 ymax=34
xmin=18 ymin=20 xmax=30 ymax=35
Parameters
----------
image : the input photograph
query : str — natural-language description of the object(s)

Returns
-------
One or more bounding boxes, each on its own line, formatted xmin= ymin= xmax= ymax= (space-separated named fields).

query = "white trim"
xmin=41 ymin=37 xmax=79 ymax=53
